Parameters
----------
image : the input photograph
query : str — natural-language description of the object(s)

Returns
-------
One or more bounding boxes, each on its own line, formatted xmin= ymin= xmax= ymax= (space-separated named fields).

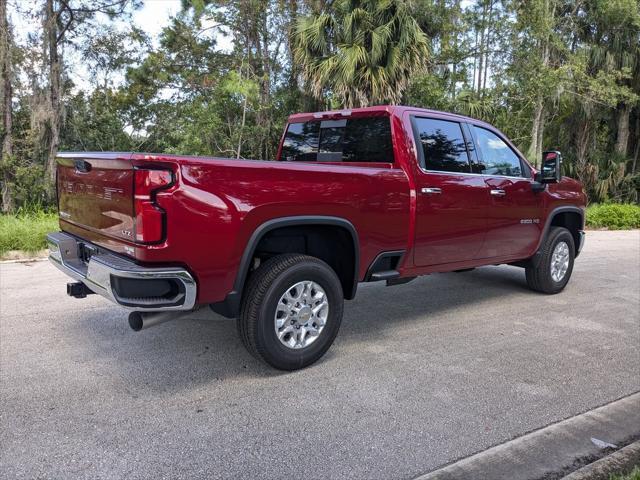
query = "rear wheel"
xmin=526 ymin=226 xmax=575 ymax=294
xmin=238 ymin=254 xmax=344 ymax=370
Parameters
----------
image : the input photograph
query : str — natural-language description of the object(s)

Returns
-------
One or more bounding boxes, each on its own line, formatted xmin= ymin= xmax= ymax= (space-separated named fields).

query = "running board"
xmin=386 ymin=276 xmax=416 ymax=286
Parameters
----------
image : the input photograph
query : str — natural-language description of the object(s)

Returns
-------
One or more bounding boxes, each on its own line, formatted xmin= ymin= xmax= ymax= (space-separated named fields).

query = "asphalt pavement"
xmin=1 ymin=230 xmax=639 ymax=480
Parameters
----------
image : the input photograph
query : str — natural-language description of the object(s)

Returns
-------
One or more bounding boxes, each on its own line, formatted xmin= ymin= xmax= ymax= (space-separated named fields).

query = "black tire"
xmin=526 ymin=226 xmax=575 ymax=294
xmin=237 ymin=253 xmax=344 ymax=370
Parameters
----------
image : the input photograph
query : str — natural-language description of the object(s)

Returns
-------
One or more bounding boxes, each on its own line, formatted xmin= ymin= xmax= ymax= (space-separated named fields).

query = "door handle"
xmin=421 ymin=187 xmax=442 ymax=195
xmin=490 ymin=189 xmax=506 ymax=197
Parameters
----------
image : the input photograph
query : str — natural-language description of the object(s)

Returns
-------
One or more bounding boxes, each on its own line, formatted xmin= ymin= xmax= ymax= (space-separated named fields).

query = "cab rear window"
xmin=279 ymin=117 xmax=394 ymax=163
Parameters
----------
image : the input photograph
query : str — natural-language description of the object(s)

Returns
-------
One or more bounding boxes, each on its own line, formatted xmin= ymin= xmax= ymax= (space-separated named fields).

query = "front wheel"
xmin=238 ymin=254 xmax=344 ymax=370
xmin=526 ymin=226 xmax=575 ymax=294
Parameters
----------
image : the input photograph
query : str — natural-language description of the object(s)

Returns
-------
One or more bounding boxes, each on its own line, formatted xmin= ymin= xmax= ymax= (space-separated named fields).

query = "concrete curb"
xmin=0 ymin=248 xmax=49 ymax=263
xmin=562 ymin=441 xmax=640 ymax=479
xmin=415 ymin=392 xmax=640 ymax=480
xmin=0 ymin=256 xmax=48 ymax=264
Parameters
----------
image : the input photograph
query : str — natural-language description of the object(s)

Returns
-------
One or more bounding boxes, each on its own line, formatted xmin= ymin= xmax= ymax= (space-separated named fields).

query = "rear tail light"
xmin=134 ymin=168 xmax=173 ymax=243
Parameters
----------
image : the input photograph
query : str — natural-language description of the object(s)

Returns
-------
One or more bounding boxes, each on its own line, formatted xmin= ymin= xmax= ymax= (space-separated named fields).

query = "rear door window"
xmin=412 ymin=117 xmax=471 ymax=173
xmin=279 ymin=117 xmax=394 ymax=163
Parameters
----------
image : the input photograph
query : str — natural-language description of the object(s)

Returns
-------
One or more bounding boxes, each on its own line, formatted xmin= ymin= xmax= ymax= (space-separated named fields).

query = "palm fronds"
xmin=292 ymin=0 xmax=430 ymax=107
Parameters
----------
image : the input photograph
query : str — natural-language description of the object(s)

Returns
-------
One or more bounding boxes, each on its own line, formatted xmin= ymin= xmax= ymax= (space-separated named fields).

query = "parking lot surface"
xmin=1 ymin=230 xmax=639 ymax=480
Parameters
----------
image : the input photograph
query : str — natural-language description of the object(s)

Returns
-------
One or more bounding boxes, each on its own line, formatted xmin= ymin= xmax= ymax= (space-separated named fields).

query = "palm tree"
xmin=583 ymin=0 xmax=640 ymax=157
xmin=293 ymin=0 xmax=430 ymax=108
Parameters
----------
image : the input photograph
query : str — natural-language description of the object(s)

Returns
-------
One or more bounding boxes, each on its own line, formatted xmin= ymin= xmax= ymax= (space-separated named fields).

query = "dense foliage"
xmin=1 ymin=0 xmax=639 ymax=213
xmin=585 ymin=203 xmax=640 ymax=229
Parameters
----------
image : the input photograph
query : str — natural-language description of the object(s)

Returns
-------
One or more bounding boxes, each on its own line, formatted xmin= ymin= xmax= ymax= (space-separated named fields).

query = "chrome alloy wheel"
xmin=550 ymin=241 xmax=570 ymax=282
xmin=274 ymin=280 xmax=329 ymax=349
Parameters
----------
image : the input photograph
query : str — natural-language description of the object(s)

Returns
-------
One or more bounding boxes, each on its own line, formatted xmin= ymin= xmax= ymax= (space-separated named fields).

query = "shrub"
xmin=609 ymin=466 xmax=640 ymax=480
xmin=0 ymin=210 xmax=58 ymax=255
xmin=586 ymin=203 xmax=640 ymax=230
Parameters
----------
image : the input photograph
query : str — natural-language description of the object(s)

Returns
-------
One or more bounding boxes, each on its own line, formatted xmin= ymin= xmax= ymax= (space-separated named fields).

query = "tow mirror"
xmin=538 ymin=151 xmax=562 ymax=184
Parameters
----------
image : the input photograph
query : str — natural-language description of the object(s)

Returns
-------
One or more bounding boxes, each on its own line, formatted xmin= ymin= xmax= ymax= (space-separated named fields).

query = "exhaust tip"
xmin=128 ymin=311 xmax=144 ymax=332
xmin=127 ymin=309 xmax=197 ymax=332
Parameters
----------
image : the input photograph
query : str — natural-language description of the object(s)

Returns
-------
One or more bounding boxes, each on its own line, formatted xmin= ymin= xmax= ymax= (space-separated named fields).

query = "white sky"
xmin=8 ymin=0 xmax=232 ymax=90
xmin=9 ymin=0 xmax=184 ymax=45
xmin=134 ymin=0 xmax=182 ymax=39
xmin=133 ymin=0 xmax=233 ymax=50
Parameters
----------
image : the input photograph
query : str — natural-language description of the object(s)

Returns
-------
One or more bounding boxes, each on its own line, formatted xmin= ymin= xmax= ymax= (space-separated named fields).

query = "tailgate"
xmin=57 ymin=153 xmax=135 ymax=242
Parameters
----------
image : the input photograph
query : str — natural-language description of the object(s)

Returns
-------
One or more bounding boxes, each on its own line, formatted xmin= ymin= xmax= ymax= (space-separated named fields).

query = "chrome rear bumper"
xmin=47 ymin=232 xmax=196 ymax=311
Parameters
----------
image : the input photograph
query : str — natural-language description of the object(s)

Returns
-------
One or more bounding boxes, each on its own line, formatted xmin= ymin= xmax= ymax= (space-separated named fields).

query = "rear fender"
xmin=210 ymin=216 xmax=359 ymax=318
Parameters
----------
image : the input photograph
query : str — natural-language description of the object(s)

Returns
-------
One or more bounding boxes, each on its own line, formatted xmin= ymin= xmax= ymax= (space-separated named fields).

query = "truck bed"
xmin=56 ymin=151 xmax=411 ymax=305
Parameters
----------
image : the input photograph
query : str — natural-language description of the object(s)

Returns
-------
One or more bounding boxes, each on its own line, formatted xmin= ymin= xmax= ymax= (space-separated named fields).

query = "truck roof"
xmin=287 ymin=105 xmax=483 ymax=125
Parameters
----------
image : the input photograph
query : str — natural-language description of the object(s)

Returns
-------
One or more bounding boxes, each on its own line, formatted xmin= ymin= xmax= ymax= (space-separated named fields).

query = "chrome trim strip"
xmin=47 ymin=232 xmax=196 ymax=311
xmin=419 ymin=168 xmax=530 ymax=181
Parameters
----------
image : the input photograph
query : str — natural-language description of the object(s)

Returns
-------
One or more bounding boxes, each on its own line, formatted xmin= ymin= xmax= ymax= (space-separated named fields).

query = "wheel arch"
xmin=522 ymin=206 xmax=584 ymax=269
xmin=547 ymin=207 xmax=584 ymax=257
xmin=210 ymin=216 xmax=360 ymax=318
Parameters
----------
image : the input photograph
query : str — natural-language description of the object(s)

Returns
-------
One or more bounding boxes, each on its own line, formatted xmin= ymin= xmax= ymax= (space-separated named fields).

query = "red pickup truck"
xmin=48 ymin=105 xmax=586 ymax=370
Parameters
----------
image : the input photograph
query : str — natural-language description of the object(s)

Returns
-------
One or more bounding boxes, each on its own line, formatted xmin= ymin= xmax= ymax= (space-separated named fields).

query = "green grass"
xmin=610 ymin=465 xmax=640 ymax=480
xmin=586 ymin=203 xmax=640 ymax=230
xmin=0 ymin=211 xmax=58 ymax=256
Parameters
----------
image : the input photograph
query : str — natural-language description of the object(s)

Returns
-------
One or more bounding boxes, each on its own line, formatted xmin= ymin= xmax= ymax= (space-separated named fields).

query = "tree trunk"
xmin=236 ymin=62 xmax=248 ymax=160
xmin=632 ymin=113 xmax=639 ymax=174
xmin=527 ymin=2 xmax=551 ymax=167
xmin=472 ymin=26 xmax=478 ymax=90
xmin=45 ymin=0 xmax=61 ymax=186
xmin=0 ymin=0 xmax=13 ymax=212
xmin=449 ymin=0 xmax=460 ymax=100
xmin=476 ymin=1 xmax=487 ymax=94
xmin=287 ymin=0 xmax=298 ymax=89
xmin=261 ymin=24 xmax=271 ymax=159
xmin=537 ymin=108 xmax=545 ymax=161
xmin=615 ymin=103 xmax=631 ymax=157
xmin=528 ymin=97 xmax=544 ymax=167
xmin=309 ymin=0 xmax=326 ymax=15
xmin=0 ymin=0 xmax=11 ymax=157
xmin=242 ymin=3 xmax=271 ymax=159
xmin=482 ymin=0 xmax=493 ymax=92
xmin=575 ymin=118 xmax=594 ymax=196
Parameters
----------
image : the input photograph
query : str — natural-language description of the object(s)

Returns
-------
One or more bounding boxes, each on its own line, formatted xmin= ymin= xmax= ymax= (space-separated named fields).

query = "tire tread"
xmin=526 ymin=226 xmax=575 ymax=294
xmin=237 ymin=254 xmax=341 ymax=368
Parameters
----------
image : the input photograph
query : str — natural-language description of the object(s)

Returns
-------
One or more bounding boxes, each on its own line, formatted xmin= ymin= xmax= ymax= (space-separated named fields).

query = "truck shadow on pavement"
xmin=340 ymin=266 xmax=531 ymax=338
xmin=74 ymin=265 xmax=535 ymax=390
